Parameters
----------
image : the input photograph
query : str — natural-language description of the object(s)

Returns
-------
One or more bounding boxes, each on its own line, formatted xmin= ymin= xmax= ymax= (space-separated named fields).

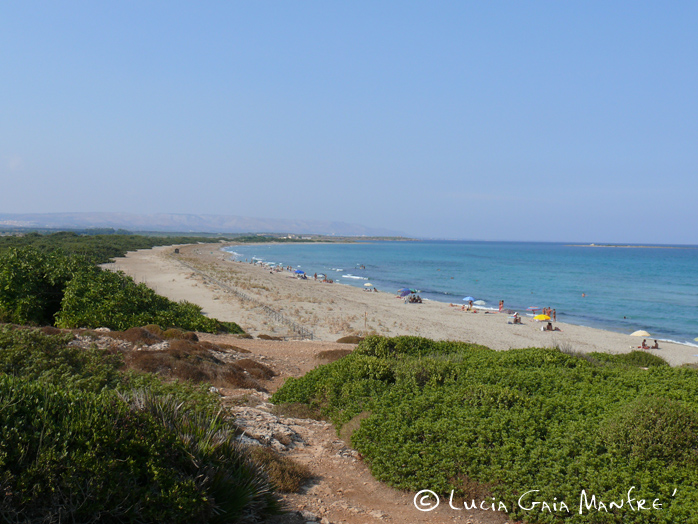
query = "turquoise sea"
xmin=224 ymin=241 xmax=698 ymax=347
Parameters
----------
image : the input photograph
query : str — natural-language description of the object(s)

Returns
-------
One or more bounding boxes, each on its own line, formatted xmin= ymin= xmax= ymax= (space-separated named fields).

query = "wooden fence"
xmin=171 ymin=257 xmax=314 ymax=340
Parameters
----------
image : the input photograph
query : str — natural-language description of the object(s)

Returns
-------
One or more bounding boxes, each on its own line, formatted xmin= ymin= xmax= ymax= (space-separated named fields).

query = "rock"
xmin=300 ymin=510 xmax=318 ymax=521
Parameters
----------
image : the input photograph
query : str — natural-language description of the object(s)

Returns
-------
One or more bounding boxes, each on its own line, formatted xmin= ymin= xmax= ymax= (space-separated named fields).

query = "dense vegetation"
xmin=0 ymin=231 xmax=234 ymax=264
xmin=0 ymin=326 xmax=282 ymax=523
xmin=0 ymin=246 xmax=243 ymax=333
xmin=272 ymin=335 xmax=698 ymax=523
xmin=0 ymin=231 xmax=317 ymax=264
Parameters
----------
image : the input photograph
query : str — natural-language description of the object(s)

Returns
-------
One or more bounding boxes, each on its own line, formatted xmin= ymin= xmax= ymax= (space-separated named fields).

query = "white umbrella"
xmin=630 ymin=330 xmax=651 ymax=337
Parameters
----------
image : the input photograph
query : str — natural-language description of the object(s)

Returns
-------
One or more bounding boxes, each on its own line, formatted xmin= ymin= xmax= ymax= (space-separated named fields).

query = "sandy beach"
xmin=105 ymin=243 xmax=698 ymax=367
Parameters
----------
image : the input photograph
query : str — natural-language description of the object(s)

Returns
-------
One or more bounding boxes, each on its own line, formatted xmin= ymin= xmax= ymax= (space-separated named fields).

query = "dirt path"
xmin=203 ymin=336 xmax=515 ymax=524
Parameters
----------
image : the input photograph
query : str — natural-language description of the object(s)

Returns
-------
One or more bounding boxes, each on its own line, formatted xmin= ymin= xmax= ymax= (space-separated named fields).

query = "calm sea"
xmin=223 ymin=241 xmax=698 ymax=347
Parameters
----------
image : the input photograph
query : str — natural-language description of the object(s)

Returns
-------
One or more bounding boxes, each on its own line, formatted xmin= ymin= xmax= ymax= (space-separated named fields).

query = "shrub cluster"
xmin=0 ymin=326 xmax=284 ymax=522
xmin=272 ymin=335 xmax=698 ymax=523
xmin=0 ymin=247 xmax=244 ymax=334
xmin=0 ymin=231 xmax=231 ymax=264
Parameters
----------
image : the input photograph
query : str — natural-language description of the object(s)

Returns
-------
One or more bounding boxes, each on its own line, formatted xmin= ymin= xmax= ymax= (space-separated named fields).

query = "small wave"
xmin=342 ymin=274 xmax=368 ymax=280
xmin=331 ymin=268 xmax=344 ymax=272
xmin=662 ymin=339 xmax=698 ymax=348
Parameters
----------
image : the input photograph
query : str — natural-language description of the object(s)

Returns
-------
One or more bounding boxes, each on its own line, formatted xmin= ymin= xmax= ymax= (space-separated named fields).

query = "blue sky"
xmin=1 ymin=2 xmax=696 ymax=243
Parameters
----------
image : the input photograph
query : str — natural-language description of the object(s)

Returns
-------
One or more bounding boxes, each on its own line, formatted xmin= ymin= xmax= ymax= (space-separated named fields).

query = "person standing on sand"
xmin=552 ymin=309 xmax=556 ymax=322
xmin=499 ymin=300 xmax=504 ymax=312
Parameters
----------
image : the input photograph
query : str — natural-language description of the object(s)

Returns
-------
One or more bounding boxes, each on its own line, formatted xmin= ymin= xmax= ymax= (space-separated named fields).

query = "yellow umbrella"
xmin=534 ymin=314 xmax=551 ymax=321
xmin=630 ymin=330 xmax=651 ymax=337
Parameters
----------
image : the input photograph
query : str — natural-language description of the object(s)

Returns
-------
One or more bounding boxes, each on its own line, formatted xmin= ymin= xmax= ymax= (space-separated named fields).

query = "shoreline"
xmin=105 ymin=243 xmax=698 ymax=367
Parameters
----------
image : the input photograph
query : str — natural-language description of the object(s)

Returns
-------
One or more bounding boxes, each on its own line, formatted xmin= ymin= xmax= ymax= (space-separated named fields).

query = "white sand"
xmin=104 ymin=243 xmax=698 ymax=367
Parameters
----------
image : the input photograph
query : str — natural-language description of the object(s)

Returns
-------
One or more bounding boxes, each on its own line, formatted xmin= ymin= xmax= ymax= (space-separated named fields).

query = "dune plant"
xmin=272 ymin=335 xmax=698 ymax=523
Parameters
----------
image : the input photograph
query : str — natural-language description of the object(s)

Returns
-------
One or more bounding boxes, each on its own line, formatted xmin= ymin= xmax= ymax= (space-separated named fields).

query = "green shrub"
xmin=589 ymin=350 xmax=669 ymax=368
xmin=272 ymin=335 xmax=698 ymax=523
xmin=600 ymin=396 xmax=698 ymax=463
xmin=0 ymin=246 xmax=245 ymax=335
xmin=56 ymin=267 xmax=221 ymax=333
xmin=0 ymin=326 xmax=122 ymax=392
xmin=0 ymin=378 xmax=281 ymax=523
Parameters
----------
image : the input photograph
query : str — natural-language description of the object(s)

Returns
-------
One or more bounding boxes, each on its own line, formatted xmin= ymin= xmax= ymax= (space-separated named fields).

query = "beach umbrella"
xmin=399 ymin=290 xmax=412 ymax=297
xmin=534 ymin=314 xmax=551 ymax=321
xmin=463 ymin=296 xmax=475 ymax=302
xmin=630 ymin=330 xmax=651 ymax=337
xmin=474 ymin=300 xmax=486 ymax=306
xmin=294 ymin=269 xmax=305 ymax=274
xmin=695 ymin=337 xmax=698 ymax=342
xmin=527 ymin=306 xmax=541 ymax=312
xmin=364 ymin=283 xmax=373 ymax=287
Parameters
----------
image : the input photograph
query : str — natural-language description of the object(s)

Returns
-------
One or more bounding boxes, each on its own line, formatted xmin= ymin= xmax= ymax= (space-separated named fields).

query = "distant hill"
xmin=0 ymin=212 xmax=405 ymax=237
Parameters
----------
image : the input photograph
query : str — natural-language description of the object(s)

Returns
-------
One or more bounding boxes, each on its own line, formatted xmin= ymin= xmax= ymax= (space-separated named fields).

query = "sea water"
xmin=223 ymin=241 xmax=698 ymax=347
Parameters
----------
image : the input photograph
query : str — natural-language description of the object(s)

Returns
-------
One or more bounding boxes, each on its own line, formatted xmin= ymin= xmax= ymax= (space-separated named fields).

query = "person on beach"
xmin=652 ymin=340 xmax=659 ymax=349
xmin=499 ymin=300 xmax=504 ymax=312
xmin=552 ymin=309 xmax=556 ymax=322
xmin=640 ymin=339 xmax=649 ymax=349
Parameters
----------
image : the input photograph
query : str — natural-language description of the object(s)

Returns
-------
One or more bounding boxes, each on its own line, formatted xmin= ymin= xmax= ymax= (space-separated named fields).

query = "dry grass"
xmin=142 ymin=324 xmax=164 ymax=337
xmin=316 ymin=349 xmax=353 ymax=363
xmin=235 ymin=359 xmax=276 ymax=380
xmin=162 ymin=328 xmax=199 ymax=341
xmin=108 ymin=327 xmax=163 ymax=346
xmin=335 ymin=335 xmax=363 ymax=344
xmin=247 ymin=446 xmax=313 ymax=493
xmin=123 ymin=340 xmax=266 ymax=391
xmin=257 ymin=334 xmax=283 ymax=341
xmin=339 ymin=411 xmax=371 ymax=444
xmin=271 ymin=403 xmax=325 ymax=421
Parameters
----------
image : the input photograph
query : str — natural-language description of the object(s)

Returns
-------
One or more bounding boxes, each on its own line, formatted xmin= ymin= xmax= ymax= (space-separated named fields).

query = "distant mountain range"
xmin=0 ymin=212 xmax=406 ymax=237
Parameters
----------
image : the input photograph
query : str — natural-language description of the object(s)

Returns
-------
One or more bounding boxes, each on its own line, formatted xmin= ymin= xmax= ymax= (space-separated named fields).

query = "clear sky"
xmin=2 ymin=2 xmax=696 ymax=243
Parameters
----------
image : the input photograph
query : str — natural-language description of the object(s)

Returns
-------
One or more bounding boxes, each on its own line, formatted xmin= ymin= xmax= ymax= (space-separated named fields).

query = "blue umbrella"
xmin=463 ymin=296 xmax=475 ymax=302
xmin=294 ymin=269 xmax=305 ymax=274
xmin=399 ymin=290 xmax=412 ymax=297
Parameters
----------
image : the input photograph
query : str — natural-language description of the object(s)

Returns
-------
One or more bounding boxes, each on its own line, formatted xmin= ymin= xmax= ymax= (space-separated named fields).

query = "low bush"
xmin=336 ymin=335 xmax=363 ymax=344
xmin=236 ymin=359 xmax=276 ymax=380
xmin=0 ymin=378 xmax=282 ymax=523
xmin=0 ymin=325 xmax=285 ymax=522
xmin=0 ymin=247 xmax=246 ymax=335
xmin=124 ymin=342 xmax=266 ymax=391
xmin=247 ymin=446 xmax=313 ymax=493
xmin=589 ymin=350 xmax=669 ymax=368
xmin=316 ymin=349 xmax=353 ymax=362
xmin=272 ymin=335 xmax=698 ymax=523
